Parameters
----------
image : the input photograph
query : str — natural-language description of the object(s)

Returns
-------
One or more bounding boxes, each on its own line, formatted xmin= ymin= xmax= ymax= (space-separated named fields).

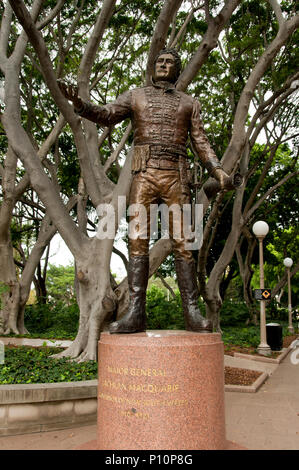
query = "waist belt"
xmin=146 ymin=157 xmax=180 ymax=170
xmin=149 ymin=143 xmax=187 ymax=158
xmin=132 ymin=143 xmax=188 ymax=173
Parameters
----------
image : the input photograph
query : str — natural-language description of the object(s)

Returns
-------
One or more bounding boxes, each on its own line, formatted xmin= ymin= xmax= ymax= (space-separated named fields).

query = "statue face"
xmin=154 ymin=53 xmax=177 ymax=82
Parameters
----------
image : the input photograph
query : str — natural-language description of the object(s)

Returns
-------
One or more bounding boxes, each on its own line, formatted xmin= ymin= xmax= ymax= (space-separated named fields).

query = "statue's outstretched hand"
xmin=57 ymin=79 xmax=83 ymax=110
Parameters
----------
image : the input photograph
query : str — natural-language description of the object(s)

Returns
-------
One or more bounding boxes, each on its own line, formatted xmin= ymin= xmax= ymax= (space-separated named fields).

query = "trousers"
xmin=128 ymin=167 xmax=194 ymax=262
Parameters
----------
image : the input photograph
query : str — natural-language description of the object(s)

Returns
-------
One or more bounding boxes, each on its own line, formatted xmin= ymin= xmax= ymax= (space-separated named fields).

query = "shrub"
xmin=221 ymin=326 xmax=260 ymax=348
xmin=219 ymin=300 xmax=250 ymax=327
xmin=0 ymin=346 xmax=97 ymax=384
xmin=146 ymin=285 xmax=184 ymax=330
xmin=24 ymin=300 xmax=79 ymax=339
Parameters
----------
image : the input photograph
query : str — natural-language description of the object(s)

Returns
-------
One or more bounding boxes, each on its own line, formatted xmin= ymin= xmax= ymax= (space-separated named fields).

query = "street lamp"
xmin=252 ymin=221 xmax=271 ymax=356
xmin=283 ymin=257 xmax=294 ymax=333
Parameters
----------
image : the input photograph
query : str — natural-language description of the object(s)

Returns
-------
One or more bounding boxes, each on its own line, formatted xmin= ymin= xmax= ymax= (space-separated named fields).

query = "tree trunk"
xmin=0 ymin=240 xmax=21 ymax=335
xmin=0 ymin=145 xmax=23 ymax=334
xmin=53 ymin=238 xmax=117 ymax=361
xmin=205 ymin=297 xmax=222 ymax=332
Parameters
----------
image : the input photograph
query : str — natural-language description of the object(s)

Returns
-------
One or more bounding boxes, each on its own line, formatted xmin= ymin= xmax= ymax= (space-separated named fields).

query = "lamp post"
xmin=283 ymin=257 xmax=294 ymax=333
xmin=252 ymin=221 xmax=271 ymax=356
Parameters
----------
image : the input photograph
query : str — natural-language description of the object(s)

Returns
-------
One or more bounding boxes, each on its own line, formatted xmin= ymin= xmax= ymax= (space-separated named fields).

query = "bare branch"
xmin=204 ymin=0 xmax=212 ymax=22
xmin=0 ymin=1 xmax=13 ymax=65
xmin=112 ymin=246 xmax=128 ymax=271
xmin=169 ymin=4 xmax=203 ymax=49
xmin=8 ymin=0 xmax=112 ymax=207
xmin=90 ymin=13 xmax=143 ymax=90
xmin=146 ymin=0 xmax=184 ymax=84
xmin=78 ymin=0 xmax=117 ymax=97
xmin=247 ymin=72 xmax=299 ymax=145
xmin=20 ymin=195 xmax=77 ymax=292
xmin=10 ymin=0 xmax=44 ymax=68
xmin=104 ymin=123 xmax=132 ymax=173
xmin=246 ymin=171 xmax=298 ymax=221
xmin=167 ymin=2 xmax=181 ymax=47
xmin=37 ymin=0 xmax=66 ymax=30
xmin=221 ymin=12 xmax=299 ymax=174
xmin=177 ymin=0 xmax=241 ymax=91
xmin=268 ymin=0 xmax=285 ymax=28
xmin=155 ymin=272 xmax=177 ymax=300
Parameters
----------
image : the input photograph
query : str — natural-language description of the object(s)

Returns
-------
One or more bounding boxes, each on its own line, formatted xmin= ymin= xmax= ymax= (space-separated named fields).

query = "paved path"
xmin=225 ymin=351 xmax=299 ymax=450
xmin=0 ymin=341 xmax=298 ymax=450
xmin=0 ymin=337 xmax=72 ymax=348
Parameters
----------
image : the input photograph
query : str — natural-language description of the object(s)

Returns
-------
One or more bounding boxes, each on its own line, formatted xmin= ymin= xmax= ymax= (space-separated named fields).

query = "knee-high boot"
xmin=109 ymin=255 xmax=149 ymax=334
xmin=175 ymin=258 xmax=212 ymax=332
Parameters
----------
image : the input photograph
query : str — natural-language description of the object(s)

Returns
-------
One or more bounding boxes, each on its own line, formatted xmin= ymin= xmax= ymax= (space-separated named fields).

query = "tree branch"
xmin=78 ymin=0 xmax=117 ymax=98
xmin=221 ymin=13 xmax=299 ymax=174
xmin=8 ymin=0 xmax=107 ymax=207
xmin=246 ymin=171 xmax=298 ymax=221
xmin=112 ymin=246 xmax=128 ymax=271
xmin=177 ymin=0 xmax=241 ymax=91
xmin=104 ymin=123 xmax=132 ymax=173
xmin=37 ymin=0 xmax=66 ymax=30
xmin=155 ymin=272 xmax=177 ymax=300
xmin=146 ymin=0 xmax=184 ymax=84
xmin=0 ymin=1 xmax=13 ymax=65
xmin=268 ymin=0 xmax=285 ymax=28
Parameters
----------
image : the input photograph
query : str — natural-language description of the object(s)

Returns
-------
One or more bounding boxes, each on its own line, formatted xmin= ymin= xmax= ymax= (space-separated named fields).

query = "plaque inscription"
xmin=98 ymin=363 xmax=188 ymax=420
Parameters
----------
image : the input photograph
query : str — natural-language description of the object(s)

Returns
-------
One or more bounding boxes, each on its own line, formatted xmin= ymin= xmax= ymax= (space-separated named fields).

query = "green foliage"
xmin=222 ymin=322 xmax=297 ymax=349
xmin=0 ymin=346 xmax=97 ymax=384
xmin=21 ymin=264 xmax=79 ymax=339
xmin=145 ymin=284 xmax=207 ymax=330
xmin=146 ymin=285 xmax=184 ymax=330
xmin=219 ymin=300 xmax=250 ymax=327
xmin=267 ymin=302 xmax=289 ymax=323
xmin=221 ymin=326 xmax=260 ymax=348
xmin=46 ymin=263 xmax=76 ymax=303
xmin=24 ymin=300 xmax=79 ymax=339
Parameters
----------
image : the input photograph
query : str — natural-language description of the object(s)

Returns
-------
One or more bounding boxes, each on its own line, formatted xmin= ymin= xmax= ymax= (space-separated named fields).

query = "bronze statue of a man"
xmin=58 ymin=49 xmax=229 ymax=334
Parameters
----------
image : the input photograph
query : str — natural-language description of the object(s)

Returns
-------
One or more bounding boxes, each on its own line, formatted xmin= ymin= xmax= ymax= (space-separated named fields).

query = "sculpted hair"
xmin=154 ymin=48 xmax=182 ymax=81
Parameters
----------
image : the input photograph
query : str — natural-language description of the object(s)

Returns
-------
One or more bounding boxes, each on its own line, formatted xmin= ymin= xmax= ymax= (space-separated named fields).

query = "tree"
xmin=46 ymin=263 xmax=76 ymax=304
xmin=1 ymin=0 xmax=298 ymax=359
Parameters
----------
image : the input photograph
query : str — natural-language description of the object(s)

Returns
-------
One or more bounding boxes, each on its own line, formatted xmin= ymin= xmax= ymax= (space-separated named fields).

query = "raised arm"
xmin=57 ymin=80 xmax=132 ymax=127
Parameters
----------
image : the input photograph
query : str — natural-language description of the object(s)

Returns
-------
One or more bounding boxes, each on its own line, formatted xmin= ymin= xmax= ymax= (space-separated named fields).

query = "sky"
xmin=48 ymin=233 xmax=128 ymax=281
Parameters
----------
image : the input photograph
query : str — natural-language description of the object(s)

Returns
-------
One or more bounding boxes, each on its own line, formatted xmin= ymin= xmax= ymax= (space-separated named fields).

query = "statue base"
xmin=77 ymin=330 xmax=245 ymax=450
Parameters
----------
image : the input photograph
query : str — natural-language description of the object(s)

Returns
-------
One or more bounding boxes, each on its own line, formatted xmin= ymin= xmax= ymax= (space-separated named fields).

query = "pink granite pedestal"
xmin=95 ymin=330 xmax=229 ymax=450
xmin=76 ymin=330 xmax=245 ymax=450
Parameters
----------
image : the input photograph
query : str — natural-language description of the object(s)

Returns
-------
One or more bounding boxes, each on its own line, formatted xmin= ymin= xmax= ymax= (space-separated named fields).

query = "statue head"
xmin=153 ymin=48 xmax=182 ymax=83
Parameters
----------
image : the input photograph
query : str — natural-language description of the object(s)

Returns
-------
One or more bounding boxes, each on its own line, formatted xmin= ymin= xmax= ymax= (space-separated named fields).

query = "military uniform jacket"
xmin=76 ymin=80 xmax=221 ymax=174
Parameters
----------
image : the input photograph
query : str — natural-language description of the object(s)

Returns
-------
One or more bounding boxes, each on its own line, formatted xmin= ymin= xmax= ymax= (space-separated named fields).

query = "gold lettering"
xmin=103 ymin=380 xmax=127 ymax=391
xmin=120 ymin=410 xmax=150 ymax=420
xmin=99 ymin=392 xmax=188 ymax=408
xmin=107 ymin=365 xmax=167 ymax=377
xmin=126 ymin=383 xmax=179 ymax=393
xmin=107 ymin=366 xmax=129 ymax=375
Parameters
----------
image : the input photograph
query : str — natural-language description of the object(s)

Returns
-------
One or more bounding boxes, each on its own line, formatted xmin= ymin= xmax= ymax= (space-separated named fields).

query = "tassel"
xmin=132 ymin=145 xmax=150 ymax=172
